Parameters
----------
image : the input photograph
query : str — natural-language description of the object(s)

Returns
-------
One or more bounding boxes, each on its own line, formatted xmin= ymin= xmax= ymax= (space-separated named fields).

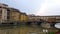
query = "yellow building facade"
xmin=9 ymin=8 xmax=20 ymax=22
xmin=20 ymin=13 xmax=28 ymax=23
xmin=9 ymin=8 xmax=28 ymax=23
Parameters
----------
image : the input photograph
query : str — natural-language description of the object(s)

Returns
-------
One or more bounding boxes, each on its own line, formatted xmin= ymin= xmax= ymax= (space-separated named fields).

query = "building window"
xmin=0 ymin=10 xmax=2 ymax=14
xmin=7 ymin=16 xmax=10 ymax=19
xmin=7 ymin=9 xmax=10 ymax=11
xmin=0 ymin=7 xmax=1 ymax=8
xmin=7 ymin=9 xmax=10 ymax=16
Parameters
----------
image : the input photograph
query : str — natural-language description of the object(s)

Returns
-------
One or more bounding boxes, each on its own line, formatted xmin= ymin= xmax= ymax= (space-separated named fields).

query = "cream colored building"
xmin=0 ymin=3 xmax=21 ymax=23
xmin=0 ymin=3 xmax=8 ymax=23
xmin=28 ymin=15 xmax=60 ymax=22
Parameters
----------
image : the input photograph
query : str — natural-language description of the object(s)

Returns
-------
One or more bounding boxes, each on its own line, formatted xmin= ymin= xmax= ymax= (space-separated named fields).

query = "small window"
xmin=7 ymin=9 xmax=10 ymax=11
xmin=7 ymin=16 xmax=10 ymax=19
xmin=0 ymin=10 xmax=2 ymax=13
xmin=0 ymin=7 xmax=1 ymax=8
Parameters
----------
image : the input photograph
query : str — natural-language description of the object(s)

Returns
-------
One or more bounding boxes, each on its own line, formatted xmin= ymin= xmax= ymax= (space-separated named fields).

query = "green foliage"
xmin=47 ymin=32 xmax=55 ymax=34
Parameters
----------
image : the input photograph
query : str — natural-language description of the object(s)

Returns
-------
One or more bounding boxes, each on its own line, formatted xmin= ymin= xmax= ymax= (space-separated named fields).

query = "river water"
xmin=0 ymin=25 xmax=58 ymax=34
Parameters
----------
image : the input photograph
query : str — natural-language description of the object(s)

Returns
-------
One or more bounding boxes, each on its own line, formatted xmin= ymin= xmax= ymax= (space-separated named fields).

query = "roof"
xmin=0 ymin=3 xmax=8 ymax=6
xmin=30 ymin=15 xmax=60 ymax=17
xmin=9 ymin=7 xmax=21 ymax=13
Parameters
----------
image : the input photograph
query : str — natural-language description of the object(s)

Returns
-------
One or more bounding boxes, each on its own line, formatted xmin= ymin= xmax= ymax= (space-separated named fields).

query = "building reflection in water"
xmin=0 ymin=25 xmax=58 ymax=34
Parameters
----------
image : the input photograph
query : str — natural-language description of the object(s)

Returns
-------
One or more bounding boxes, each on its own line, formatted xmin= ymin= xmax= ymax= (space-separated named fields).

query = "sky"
xmin=0 ymin=0 xmax=60 ymax=16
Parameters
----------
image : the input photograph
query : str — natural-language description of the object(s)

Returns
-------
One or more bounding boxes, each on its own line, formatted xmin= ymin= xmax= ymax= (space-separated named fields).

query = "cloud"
xmin=0 ymin=0 xmax=60 ymax=16
xmin=36 ymin=0 xmax=60 ymax=16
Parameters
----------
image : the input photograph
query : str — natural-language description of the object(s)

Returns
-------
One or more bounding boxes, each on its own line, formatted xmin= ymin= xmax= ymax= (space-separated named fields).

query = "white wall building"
xmin=0 ymin=3 xmax=8 ymax=23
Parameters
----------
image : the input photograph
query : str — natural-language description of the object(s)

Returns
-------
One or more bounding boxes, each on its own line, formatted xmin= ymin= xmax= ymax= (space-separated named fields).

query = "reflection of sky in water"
xmin=55 ymin=23 xmax=60 ymax=29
